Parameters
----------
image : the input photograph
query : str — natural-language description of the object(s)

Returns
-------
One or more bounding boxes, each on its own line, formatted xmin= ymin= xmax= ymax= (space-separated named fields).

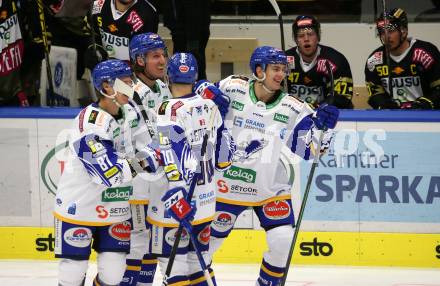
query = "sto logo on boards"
xmin=436 ymin=244 xmax=440 ymax=259
xmin=35 ymin=233 xmax=55 ymax=252
xmin=299 ymin=237 xmax=333 ymax=256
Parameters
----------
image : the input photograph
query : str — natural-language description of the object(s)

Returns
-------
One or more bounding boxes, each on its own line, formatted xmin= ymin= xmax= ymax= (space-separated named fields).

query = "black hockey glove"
xmin=84 ymin=44 xmax=108 ymax=71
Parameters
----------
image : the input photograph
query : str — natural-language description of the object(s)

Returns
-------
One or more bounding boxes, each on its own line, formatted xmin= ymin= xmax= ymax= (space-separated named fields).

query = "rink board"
xmin=0 ymin=227 xmax=439 ymax=267
xmin=0 ymin=109 xmax=440 ymax=267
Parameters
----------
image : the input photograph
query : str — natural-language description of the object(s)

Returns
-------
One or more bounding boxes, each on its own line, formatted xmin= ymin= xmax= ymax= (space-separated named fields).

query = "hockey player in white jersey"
xmin=147 ymin=52 xmax=235 ymax=286
xmin=119 ymin=32 xmax=172 ymax=286
xmin=53 ymin=59 xmax=159 ymax=286
xmin=195 ymin=46 xmax=339 ymax=286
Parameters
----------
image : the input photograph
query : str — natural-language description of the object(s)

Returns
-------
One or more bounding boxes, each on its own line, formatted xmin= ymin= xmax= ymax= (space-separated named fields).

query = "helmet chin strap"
xmin=100 ymin=90 xmax=122 ymax=108
xmin=252 ymin=72 xmax=276 ymax=94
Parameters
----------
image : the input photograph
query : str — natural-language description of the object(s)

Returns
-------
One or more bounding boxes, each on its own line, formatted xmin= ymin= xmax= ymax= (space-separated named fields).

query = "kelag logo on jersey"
xmin=102 ymin=187 xmax=132 ymax=202
xmin=224 ymin=166 xmax=256 ymax=183
xmin=40 ymin=141 xmax=70 ymax=195
xmin=231 ymin=100 xmax=244 ymax=111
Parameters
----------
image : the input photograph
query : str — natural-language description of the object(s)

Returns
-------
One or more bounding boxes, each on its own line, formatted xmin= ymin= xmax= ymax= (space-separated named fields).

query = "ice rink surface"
xmin=1 ymin=260 xmax=439 ymax=286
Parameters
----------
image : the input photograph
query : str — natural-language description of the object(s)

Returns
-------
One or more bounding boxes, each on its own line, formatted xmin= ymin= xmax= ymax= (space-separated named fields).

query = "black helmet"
xmin=376 ymin=8 xmax=408 ymax=35
xmin=292 ymin=15 xmax=321 ymax=41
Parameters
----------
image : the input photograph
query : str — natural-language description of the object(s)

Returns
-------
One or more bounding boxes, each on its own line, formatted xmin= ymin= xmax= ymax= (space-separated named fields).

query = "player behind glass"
xmin=365 ymin=8 xmax=440 ymax=109
xmin=286 ymin=15 xmax=354 ymax=109
xmin=90 ymin=0 xmax=159 ymax=63
xmin=53 ymin=59 xmax=157 ymax=286
xmin=195 ymin=46 xmax=339 ymax=286
xmin=147 ymin=52 xmax=235 ymax=285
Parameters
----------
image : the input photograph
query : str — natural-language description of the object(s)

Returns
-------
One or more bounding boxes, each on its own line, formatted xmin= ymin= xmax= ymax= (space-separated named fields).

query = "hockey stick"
xmin=381 ymin=0 xmax=394 ymax=99
xmin=279 ymin=61 xmax=334 ymax=286
xmin=267 ymin=0 xmax=288 ymax=92
xmin=162 ymin=105 xmax=218 ymax=286
xmin=132 ymin=92 xmax=157 ymax=139
xmin=37 ymin=0 xmax=55 ymax=106
xmin=267 ymin=0 xmax=285 ymax=51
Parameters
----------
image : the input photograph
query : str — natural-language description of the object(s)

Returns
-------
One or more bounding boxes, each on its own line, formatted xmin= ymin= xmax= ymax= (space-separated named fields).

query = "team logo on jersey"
xmin=231 ymin=100 xmax=244 ymax=111
xmin=158 ymin=101 xmax=169 ymax=115
xmin=273 ymin=113 xmax=289 ymax=124
xmin=88 ymin=110 xmax=99 ymax=124
xmin=165 ymin=228 xmax=190 ymax=247
xmin=224 ymin=166 xmax=256 ymax=183
xmin=316 ymin=59 xmax=336 ymax=75
xmin=217 ymin=179 xmax=229 ymax=193
xmin=412 ymin=48 xmax=434 ymax=70
xmin=233 ymin=116 xmax=243 ymax=127
xmin=392 ymin=66 xmax=405 ymax=75
xmin=198 ymin=225 xmax=211 ymax=245
xmin=367 ymin=51 xmax=383 ymax=72
xmin=102 ymin=187 xmax=132 ymax=202
xmin=96 ymin=205 xmax=109 ymax=219
xmin=126 ymin=10 xmax=144 ymax=32
xmin=303 ymin=76 xmax=312 ymax=84
xmin=64 ymin=227 xmax=92 ymax=248
xmin=109 ymin=221 xmax=131 ymax=241
xmin=171 ymin=101 xmax=184 ymax=121
xmin=263 ymin=201 xmax=290 ymax=220
xmin=108 ymin=24 xmax=118 ymax=33
xmin=287 ymin=56 xmax=295 ymax=70
xmin=212 ymin=212 xmax=236 ymax=233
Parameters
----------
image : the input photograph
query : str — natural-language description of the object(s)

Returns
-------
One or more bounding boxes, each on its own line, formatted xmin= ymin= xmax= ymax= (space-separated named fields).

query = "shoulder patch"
xmin=92 ymin=0 xmax=105 ymax=14
xmin=287 ymin=55 xmax=295 ymax=70
xmin=171 ymin=101 xmax=184 ymax=121
xmin=412 ymin=48 xmax=435 ymax=70
xmin=88 ymin=110 xmax=99 ymax=124
xmin=367 ymin=51 xmax=383 ymax=72
xmin=158 ymin=101 xmax=169 ymax=115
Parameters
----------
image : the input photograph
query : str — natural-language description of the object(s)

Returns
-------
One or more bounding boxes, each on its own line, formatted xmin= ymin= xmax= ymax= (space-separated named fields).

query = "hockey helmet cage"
xmin=292 ymin=15 xmax=321 ymax=41
xmin=129 ymin=32 xmax=166 ymax=62
xmin=249 ymin=46 xmax=288 ymax=74
xmin=167 ymin=52 xmax=198 ymax=84
xmin=376 ymin=8 xmax=408 ymax=35
xmin=92 ymin=59 xmax=133 ymax=91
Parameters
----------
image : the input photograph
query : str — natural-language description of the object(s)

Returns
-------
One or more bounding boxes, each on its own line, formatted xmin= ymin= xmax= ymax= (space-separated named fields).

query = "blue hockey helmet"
xmin=92 ymin=59 xmax=133 ymax=91
xmin=129 ymin=32 xmax=166 ymax=62
xmin=167 ymin=53 xmax=198 ymax=84
xmin=249 ymin=46 xmax=287 ymax=74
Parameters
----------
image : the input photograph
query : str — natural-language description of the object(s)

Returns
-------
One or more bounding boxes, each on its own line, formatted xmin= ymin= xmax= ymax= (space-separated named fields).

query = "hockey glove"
xmin=84 ymin=44 xmax=108 ymax=71
xmin=161 ymin=187 xmax=196 ymax=222
xmin=312 ymin=104 xmax=339 ymax=130
xmin=194 ymin=80 xmax=230 ymax=119
xmin=406 ymin=97 xmax=435 ymax=110
xmin=16 ymin=91 xmax=29 ymax=107
xmin=135 ymin=146 xmax=160 ymax=173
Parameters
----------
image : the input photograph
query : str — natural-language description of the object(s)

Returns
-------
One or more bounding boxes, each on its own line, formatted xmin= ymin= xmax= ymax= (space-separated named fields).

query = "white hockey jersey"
xmin=53 ymin=103 xmax=142 ymax=225
xmin=147 ymin=94 xmax=235 ymax=227
xmin=129 ymin=79 xmax=171 ymax=204
xmin=215 ymin=75 xmax=333 ymax=206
